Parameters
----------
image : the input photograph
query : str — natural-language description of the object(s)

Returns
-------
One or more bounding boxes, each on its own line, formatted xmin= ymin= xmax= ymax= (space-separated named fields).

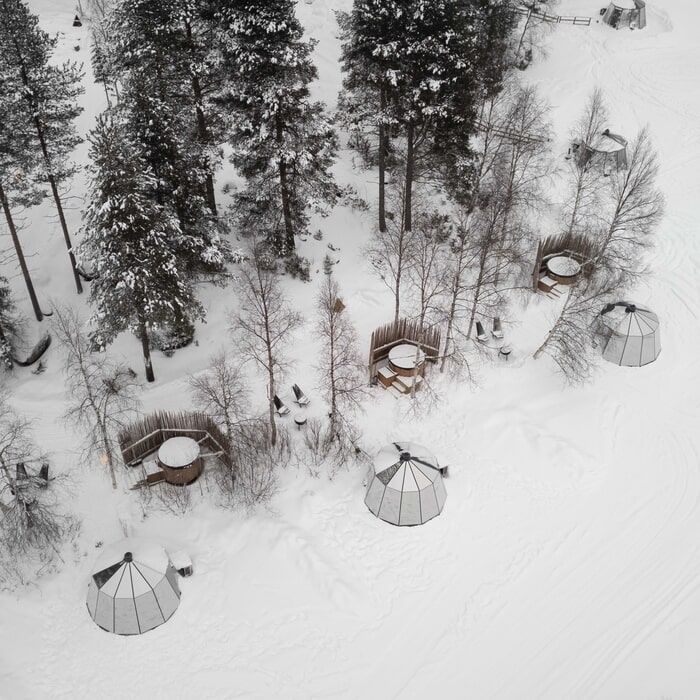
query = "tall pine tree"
xmin=0 ymin=43 xmax=46 ymax=321
xmin=0 ymin=0 xmax=85 ymax=293
xmin=0 ymin=277 xmax=20 ymax=371
xmin=118 ymin=74 xmax=229 ymax=276
xmin=108 ymin=0 xmax=229 ymax=274
xmin=80 ymin=114 xmax=204 ymax=382
xmin=340 ymin=0 xmax=516 ymax=230
xmin=110 ymin=0 xmax=224 ymax=214
xmin=338 ymin=0 xmax=406 ymax=232
xmin=214 ymin=0 xmax=338 ymax=255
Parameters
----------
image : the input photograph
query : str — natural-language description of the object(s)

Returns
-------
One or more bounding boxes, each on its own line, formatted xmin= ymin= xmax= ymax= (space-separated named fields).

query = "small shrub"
xmin=284 ymin=253 xmax=311 ymax=282
xmin=313 ymin=229 xmax=323 ymax=241
xmin=230 ymin=248 xmax=249 ymax=264
xmin=224 ymin=419 xmax=293 ymax=510
xmin=323 ymin=254 xmax=335 ymax=275
xmin=150 ymin=317 xmax=195 ymax=357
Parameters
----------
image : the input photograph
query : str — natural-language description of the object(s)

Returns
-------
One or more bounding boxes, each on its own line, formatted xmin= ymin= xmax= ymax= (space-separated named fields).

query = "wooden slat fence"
xmin=368 ymin=319 xmax=441 ymax=380
xmin=532 ymin=232 xmax=599 ymax=289
xmin=474 ymin=117 xmax=549 ymax=145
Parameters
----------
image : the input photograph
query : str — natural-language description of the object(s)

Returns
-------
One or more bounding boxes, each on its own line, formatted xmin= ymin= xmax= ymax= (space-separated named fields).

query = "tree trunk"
xmin=277 ymin=115 xmax=295 ymax=255
xmin=393 ymin=265 xmax=401 ymax=325
xmin=28 ymin=109 xmax=82 ymax=294
xmin=440 ymin=282 xmax=459 ymax=373
xmin=138 ymin=322 xmax=155 ymax=382
xmin=410 ymin=328 xmax=424 ymax=400
xmin=466 ymin=258 xmax=486 ymax=340
xmin=193 ymin=77 xmax=217 ymax=216
xmin=403 ymin=119 xmax=415 ymax=232
xmin=516 ymin=11 xmax=532 ymax=59
xmin=329 ymin=314 xmax=338 ymax=436
xmin=47 ymin=172 xmax=83 ymax=294
xmin=0 ymin=182 xmax=43 ymax=321
xmin=565 ymin=174 xmax=585 ymax=237
xmin=378 ymin=87 xmax=388 ymax=233
xmin=268 ymin=373 xmax=277 ymax=448
xmin=100 ymin=432 xmax=117 ymax=490
xmin=187 ymin=21 xmax=217 ymax=215
xmin=11 ymin=41 xmax=81 ymax=293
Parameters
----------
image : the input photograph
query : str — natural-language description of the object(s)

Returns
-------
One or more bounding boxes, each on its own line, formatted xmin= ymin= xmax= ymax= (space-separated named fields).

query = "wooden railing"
xmin=516 ymin=6 xmax=591 ymax=26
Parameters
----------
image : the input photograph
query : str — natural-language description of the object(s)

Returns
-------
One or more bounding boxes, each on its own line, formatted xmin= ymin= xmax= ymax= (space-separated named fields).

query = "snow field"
xmin=1 ymin=1 xmax=700 ymax=699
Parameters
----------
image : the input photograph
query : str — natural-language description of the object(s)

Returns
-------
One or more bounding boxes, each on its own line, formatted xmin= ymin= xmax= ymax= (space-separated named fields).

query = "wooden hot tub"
xmin=157 ymin=436 xmax=203 ymax=485
xmin=545 ymin=255 xmax=582 ymax=285
xmin=388 ymin=343 xmax=426 ymax=378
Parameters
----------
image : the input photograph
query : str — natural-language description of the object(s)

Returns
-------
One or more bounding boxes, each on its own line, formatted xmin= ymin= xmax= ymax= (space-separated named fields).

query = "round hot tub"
xmin=388 ymin=343 xmax=426 ymax=378
xmin=157 ymin=436 xmax=203 ymax=485
xmin=546 ymin=255 xmax=582 ymax=285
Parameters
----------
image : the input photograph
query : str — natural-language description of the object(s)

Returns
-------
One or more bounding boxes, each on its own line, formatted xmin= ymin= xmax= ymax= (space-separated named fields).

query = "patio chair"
xmin=292 ymin=383 xmax=310 ymax=406
xmin=38 ymin=463 xmax=50 ymax=487
xmin=492 ymin=317 xmax=504 ymax=340
xmin=273 ymin=394 xmax=290 ymax=416
xmin=475 ymin=321 xmax=489 ymax=343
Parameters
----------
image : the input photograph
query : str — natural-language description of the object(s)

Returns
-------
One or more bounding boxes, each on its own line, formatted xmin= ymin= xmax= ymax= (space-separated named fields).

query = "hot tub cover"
xmin=158 ymin=436 xmax=200 ymax=468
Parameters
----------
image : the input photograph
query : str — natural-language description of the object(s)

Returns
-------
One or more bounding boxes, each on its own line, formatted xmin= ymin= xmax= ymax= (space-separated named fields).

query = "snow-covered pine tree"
xmin=338 ymin=0 xmax=405 ymax=232
xmin=118 ymin=74 xmax=229 ymax=278
xmin=110 ymin=0 xmax=225 ymax=216
xmin=83 ymin=0 xmax=120 ymax=105
xmin=80 ymin=114 xmax=205 ymax=383
xmin=105 ymin=0 xmax=230 ymax=277
xmin=340 ymin=0 xmax=516 ymax=230
xmin=0 ymin=0 xmax=85 ymax=294
xmin=0 ymin=45 xmax=46 ymax=321
xmin=0 ymin=277 xmax=21 ymax=371
xmin=214 ymin=0 xmax=338 ymax=256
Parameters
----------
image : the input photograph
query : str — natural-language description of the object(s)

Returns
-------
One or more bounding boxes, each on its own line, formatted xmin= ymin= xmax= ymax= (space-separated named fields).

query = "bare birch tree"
xmin=514 ymin=0 xmax=559 ymax=70
xmin=366 ymin=185 xmax=416 ymax=323
xmin=52 ymin=305 xmax=140 ymax=489
xmin=232 ymin=246 xmax=302 ymax=446
xmin=562 ymin=88 xmax=608 ymax=237
xmin=534 ymin=128 xmax=663 ymax=381
xmin=440 ymin=226 xmax=478 ymax=372
xmin=440 ymin=81 xmax=552 ymax=369
xmin=188 ymin=349 xmax=249 ymax=445
xmin=490 ymin=84 xmax=553 ymax=287
xmin=0 ymin=393 xmax=74 ymax=569
xmin=315 ymin=274 xmax=365 ymax=441
xmin=592 ymin=126 xmax=664 ymax=283
xmin=405 ymin=210 xmax=450 ymax=334
xmin=532 ymin=270 xmax=623 ymax=382
xmin=229 ymin=418 xmax=290 ymax=511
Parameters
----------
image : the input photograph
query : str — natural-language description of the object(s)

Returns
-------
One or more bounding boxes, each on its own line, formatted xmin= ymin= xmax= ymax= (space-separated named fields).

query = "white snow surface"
xmin=1 ymin=1 xmax=700 ymax=699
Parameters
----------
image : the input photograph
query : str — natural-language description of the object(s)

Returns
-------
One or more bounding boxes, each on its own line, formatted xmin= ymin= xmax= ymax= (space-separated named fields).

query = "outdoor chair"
xmin=475 ymin=321 xmax=489 ymax=343
xmin=492 ymin=317 xmax=504 ymax=340
xmin=292 ymin=383 xmax=310 ymax=406
xmin=273 ymin=394 xmax=290 ymax=416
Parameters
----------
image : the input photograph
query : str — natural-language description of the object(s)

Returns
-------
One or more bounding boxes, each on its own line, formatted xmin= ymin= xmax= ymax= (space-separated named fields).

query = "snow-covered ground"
xmin=1 ymin=1 xmax=700 ymax=699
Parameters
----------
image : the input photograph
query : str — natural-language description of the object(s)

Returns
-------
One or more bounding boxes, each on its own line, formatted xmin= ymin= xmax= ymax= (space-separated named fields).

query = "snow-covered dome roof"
xmin=86 ymin=538 xmax=181 ymax=635
xmin=365 ymin=442 xmax=447 ymax=526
